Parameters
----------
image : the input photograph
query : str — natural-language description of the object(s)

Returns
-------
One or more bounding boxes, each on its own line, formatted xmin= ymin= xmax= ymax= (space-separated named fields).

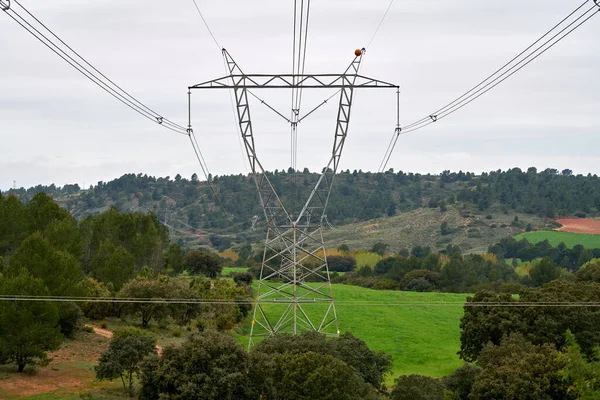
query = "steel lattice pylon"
xmin=189 ymin=49 xmax=398 ymax=347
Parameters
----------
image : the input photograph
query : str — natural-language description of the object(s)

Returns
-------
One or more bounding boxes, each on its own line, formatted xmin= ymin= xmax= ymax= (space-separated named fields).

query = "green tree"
xmin=139 ymin=330 xmax=255 ymax=400
xmin=26 ymin=192 xmax=71 ymax=233
xmin=529 ymin=257 xmax=561 ymax=286
xmin=164 ymin=243 xmax=183 ymax=273
xmin=577 ymin=259 xmax=600 ymax=283
xmin=43 ymin=218 xmax=86 ymax=261
xmin=119 ymin=278 xmax=174 ymax=328
xmin=170 ymin=284 xmax=202 ymax=327
xmin=0 ymin=195 xmax=28 ymax=254
xmin=459 ymin=291 xmax=525 ymax=362
xmin=182 ymin=250 xmax=222 ymax=278
xmin=562 ymin=331 xmax=600 ymax=398
xmin=0 ymin=270 xmax=62 ymax=372
xmin=8 ymin=232 xmax=84 ymax=296
xmin=80 ymin=277 xmax=114 ymax=320
xmin=469 ymin=333 xmax=571 ymax=400
xmin=252 ymin=331 xmax=391 ymax=391
xmin=7 ymin=233 xmax=85 ymax=336
xmin=371 ymin=242 xmax=389 ymax=256
xmin=266 ymin=351 xmax=375 ymax=400
xmin=440 ymin=221 xmax=451 ymax=235
xmin=442 ymin=363 xmax=481 ymax=400
xmin=95 ymin=327 xmax=156 ymax=395
xmin=91 ymin=240 xmax=135 ymax=291
xmin=390 ymin=374 xmax=445 ymax=400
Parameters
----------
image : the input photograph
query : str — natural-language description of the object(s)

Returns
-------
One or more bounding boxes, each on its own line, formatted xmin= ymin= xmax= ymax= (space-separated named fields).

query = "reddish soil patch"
xmin=556 ymin=218 xmax=600 ymax=234
xmin=0 ymin=331 xmax=109 ymax=398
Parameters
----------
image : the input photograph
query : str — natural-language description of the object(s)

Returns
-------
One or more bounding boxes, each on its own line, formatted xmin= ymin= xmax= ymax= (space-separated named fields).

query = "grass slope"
xmin=333 ymin=285 xmax=467 ymax=379
xmin=516 ymin=231 xmax=600 ymax=248
xmin=240 ymin=284 xmax=468 ymax=381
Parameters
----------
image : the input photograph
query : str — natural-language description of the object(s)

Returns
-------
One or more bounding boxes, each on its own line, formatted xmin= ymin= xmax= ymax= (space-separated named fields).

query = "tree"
xmin=7 ymin=233 xmax=85 ymax=336
xmin=391 ymin=375 xmax=445 ymax=400
xmin=164 ymin=243 xmax=184 ymax=273
xmin=529 ymin=257 xmax=561 ymax=286
xmin=139 ymin=331 xmax=255 ymax=400
xmin=170 ymin=285 xmax=202 ymax=327
xmin=562 ymin=330 xmax=600 ymax=398
xmin=371 ymin=242 xmax=389 ymax=256
xmin=43 ymin=218 xmax=86 ymax=261
xmin=80 ymin=277 xmax=114 ymax=320
xmin=265 ymin=351 xmax=375 ymax=400
xmin=252 ymin=331 xmax=391 ymax=392
xmin=327 ymin=255 xmax=357 ymax=272
xmin=469 ymin=333 xmax=571 ymax=400
xmin=91 ymin=240 xmax=135 ymax=291
xmin=0 ymin=270 xmax=62 ymax=372
xmin=119 ymin=278 xmax=174 ymax=328
xmin=440 ymin=221 xmax=451 ymax=235
xmin=459 ymin=291 xmax=524 ymax=362
xmin=0 ymin=195 xmax=28 ymax=254
xmin=8 ymin=233 xmax=84 ymax=297
xmin=26 ymin=192 xmax=71 ymax=233
xmin=442 ymin=363 xmax=482 ymax=400
xmin=182 ymin=250 xmax=222 ymax=278
xmin=95 ymin=327 xmax=156 ymax=395
xmin=577 ymin=259 xmax=600 ymax=283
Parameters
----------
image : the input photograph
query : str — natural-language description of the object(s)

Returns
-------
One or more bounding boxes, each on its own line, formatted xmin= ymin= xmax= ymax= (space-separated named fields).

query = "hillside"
xmin=5 ymin=167 xmax=600 ymax=253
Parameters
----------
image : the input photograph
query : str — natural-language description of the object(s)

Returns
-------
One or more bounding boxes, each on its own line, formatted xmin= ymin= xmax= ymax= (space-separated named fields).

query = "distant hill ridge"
xmin=4 ymin=168 xmax=600 ymax=244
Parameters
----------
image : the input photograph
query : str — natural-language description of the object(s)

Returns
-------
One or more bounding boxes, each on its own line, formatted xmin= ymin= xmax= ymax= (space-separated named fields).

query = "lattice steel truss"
xmin=189 ymin=49 xmax=398 ymax=347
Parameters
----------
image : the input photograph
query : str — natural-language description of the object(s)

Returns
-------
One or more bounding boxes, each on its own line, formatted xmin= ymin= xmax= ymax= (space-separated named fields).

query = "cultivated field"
xmin=556 ymin=218 xmax=600 ymax=234
xmin=516 ymin=230 xmax=600 ymax=248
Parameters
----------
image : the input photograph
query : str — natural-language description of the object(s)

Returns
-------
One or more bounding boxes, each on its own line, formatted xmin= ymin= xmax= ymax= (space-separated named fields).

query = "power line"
xmin=366 ymin=0 xmax=395 ymax=50
xmin=401 ymin=1 xmax=599 ymax=133
xmin=3 ymin=1 xmax=188 ymax=135
xmin=5 ymin=295 xmax=600 ymax=308
xmin=191 ymin=0 xmax=221 ymax=51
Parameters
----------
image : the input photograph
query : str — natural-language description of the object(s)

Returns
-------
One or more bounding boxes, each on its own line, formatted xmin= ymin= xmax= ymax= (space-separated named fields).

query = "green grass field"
xmin=516 ymin=231 xmax=600 ymax=248
xmin=334 ymin=285 xmax=467 ymax=379
xmin=239 ymin=284 xmax=468 ymax=381
xmin=222 ymin=266 xmax=249 ymax=275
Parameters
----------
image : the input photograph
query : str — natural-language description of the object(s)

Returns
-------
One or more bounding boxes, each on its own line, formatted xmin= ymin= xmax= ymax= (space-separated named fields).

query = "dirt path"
xmin=85 ymin=324 xmax=163 ymax=355
xmin=0 ymin=330 xmax=110 ymax=398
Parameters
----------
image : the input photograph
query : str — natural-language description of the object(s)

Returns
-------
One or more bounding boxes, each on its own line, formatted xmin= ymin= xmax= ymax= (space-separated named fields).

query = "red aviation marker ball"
xmin=354 ymin=49 xmax=362 ymax=57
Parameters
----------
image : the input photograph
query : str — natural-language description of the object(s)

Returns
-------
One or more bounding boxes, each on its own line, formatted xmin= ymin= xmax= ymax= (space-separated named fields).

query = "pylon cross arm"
xmin=189 ymin=74 xmax=398 ymax=89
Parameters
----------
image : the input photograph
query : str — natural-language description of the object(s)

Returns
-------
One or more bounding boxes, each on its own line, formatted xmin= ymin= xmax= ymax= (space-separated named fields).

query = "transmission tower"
xmin=189 ymin=48 xmax=398 ymax=347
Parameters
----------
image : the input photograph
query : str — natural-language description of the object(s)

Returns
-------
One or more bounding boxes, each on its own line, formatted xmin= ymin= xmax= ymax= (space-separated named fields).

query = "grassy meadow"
xmin=516 ymin=231 xmax=600 ymax=248
xmin=238 ymin=284 xmax=468 ymax=382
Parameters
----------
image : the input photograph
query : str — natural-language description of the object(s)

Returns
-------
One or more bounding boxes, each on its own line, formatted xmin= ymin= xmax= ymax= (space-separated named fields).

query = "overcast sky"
xmin=1 ymin=0 xmax=599 ymax=190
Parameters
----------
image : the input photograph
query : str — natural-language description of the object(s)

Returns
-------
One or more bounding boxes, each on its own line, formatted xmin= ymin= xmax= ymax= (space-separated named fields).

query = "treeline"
xmin=8 ymin=167 xmax=600 ymax=234
xmin=332 ymin=238 xmax=600 ymax=293
xmin=335 ymin=248 xmax=520 ymax=294
xmin=489 ymin=237 xmax=600 ymax=270
xmin=0 ymin=193 xmax=252 ymax=372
